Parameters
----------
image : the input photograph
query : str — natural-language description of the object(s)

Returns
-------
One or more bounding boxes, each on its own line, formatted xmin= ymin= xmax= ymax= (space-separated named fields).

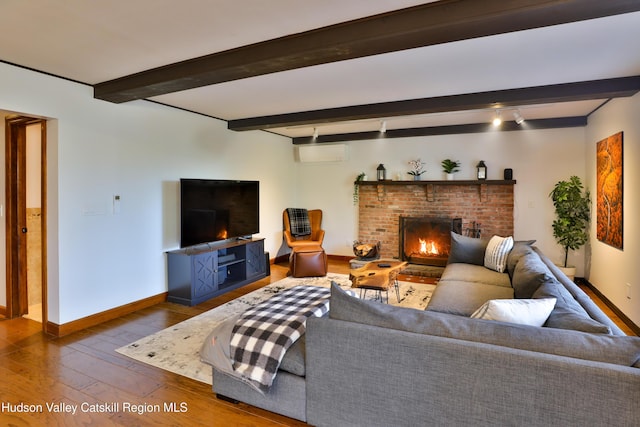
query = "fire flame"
xmin=419 ymin=239 xmax=439 ymax=255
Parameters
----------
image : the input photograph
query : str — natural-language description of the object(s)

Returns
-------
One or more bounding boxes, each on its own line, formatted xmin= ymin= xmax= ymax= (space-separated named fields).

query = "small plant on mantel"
xmin=407 ymin=159 xmax=426 ymax=180
xmin=441 ymin=159 xmax=461 ymax=174
xmin=353 ymin=172 xmax=366 ymax=204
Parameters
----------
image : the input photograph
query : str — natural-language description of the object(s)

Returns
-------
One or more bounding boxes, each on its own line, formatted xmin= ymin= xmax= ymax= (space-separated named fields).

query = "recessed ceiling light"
xmin=492 ymin=111 xmax=502 ymax=127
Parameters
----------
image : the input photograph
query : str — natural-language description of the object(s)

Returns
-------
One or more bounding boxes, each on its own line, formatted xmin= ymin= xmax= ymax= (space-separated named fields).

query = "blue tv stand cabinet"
xmin=166 ymin=238 xmax=267 ymax=306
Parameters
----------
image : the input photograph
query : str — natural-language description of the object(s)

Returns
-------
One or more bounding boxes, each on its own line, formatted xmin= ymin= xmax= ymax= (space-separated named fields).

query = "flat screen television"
xmin=180 ymin=179 xmax=259 ymax=248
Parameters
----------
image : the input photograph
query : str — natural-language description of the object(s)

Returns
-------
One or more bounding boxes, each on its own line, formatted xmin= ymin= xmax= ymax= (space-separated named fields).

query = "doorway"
xmin=5 ymin=115 xmax=47 ymax=328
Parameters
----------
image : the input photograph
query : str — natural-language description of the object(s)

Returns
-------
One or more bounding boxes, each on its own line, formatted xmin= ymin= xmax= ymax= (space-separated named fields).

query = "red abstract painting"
xmin=596 ymin=132 xmax=623 ymax=249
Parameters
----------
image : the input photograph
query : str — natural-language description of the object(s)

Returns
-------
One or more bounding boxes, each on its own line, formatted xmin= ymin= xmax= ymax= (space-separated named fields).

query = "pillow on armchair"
xmin=286 ymin=208 xmax=311 ymax=236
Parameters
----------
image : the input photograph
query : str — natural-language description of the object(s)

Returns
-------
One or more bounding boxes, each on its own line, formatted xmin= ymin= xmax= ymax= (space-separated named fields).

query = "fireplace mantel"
xmin=355 ymin=179 xmax=516 ymax=186
xmin=356 ymin=179 xmax=516 ymax=202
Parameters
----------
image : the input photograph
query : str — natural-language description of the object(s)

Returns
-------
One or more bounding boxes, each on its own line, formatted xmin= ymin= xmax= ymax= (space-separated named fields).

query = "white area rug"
xmin=116 ymin=273 xmax=435 ymax=384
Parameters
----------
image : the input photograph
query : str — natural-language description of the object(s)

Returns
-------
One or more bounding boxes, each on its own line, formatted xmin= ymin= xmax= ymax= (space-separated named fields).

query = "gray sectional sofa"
xmin=203 ymin=235 xmax=640 ymax=426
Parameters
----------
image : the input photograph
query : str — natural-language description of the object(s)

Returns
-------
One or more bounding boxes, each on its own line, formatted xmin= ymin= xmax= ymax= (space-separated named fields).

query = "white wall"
xmin=296 ymin=127 xmax=588 ymax=273
xmin=586 ymin=93 xmax=640 ymax=326
xmin=1 ymin=62 xmax=296 ymax=324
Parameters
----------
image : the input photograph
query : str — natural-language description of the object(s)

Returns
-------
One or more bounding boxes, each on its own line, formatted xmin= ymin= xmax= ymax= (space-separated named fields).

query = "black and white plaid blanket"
xmin=229 ymin=285 xmax=330 ymax=393
xmin=287 ymin=208 xmax=311 ymax=236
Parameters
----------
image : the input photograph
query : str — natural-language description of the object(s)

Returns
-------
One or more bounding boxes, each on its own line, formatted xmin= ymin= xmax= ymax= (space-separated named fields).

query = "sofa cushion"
xmin=506 ymin=242 xmax=535 ymax=279
xmin=470 ymin=298 xmax=556 ymax=327
xmin=447 ymin=232 xmax=489 ymax=265
xmin=425 ymin=280 xmax=514 ymax=317
xmin=278 ymin=336 xmax=307 ymax=376
xmin=439 ymin=263 xmax=511 ymax=288
xmin=546 ymin=306 xmax=612 ymax=335
xmin=512 ymin=251 xmax=556 ymax=298
xmin=533 ymin=281 xmax=612 ymax=334
xmin=329 ymin=282 xmax=640 ymax=368
xmin=484 ymin=235 xmax=514 ymax=273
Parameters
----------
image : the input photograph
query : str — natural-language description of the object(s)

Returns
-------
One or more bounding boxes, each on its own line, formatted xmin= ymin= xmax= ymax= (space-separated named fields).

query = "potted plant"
xmin=549 ymin=175 xmax=591 ymax=280
xmin=441 ymin=159 xmax=460 ymax=180
xmin=407 ymin=159 xmax=426 ymax=180
xmin=353 ymin=172 xmax=366 ymax=204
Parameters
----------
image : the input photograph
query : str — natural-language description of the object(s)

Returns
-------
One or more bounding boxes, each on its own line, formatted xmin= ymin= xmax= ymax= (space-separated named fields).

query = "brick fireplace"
xmin=357 ymin=180 xmax=515 ymax=261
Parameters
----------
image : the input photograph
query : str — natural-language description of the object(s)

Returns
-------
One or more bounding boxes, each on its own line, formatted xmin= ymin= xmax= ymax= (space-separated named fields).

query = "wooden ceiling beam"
xmin=292 ymin=116 xmax=588 ymax=144
xmin=93 ymin=0 xmax=640 ymax=103
xmin=229 ymin=76 xmax=640 ymax=131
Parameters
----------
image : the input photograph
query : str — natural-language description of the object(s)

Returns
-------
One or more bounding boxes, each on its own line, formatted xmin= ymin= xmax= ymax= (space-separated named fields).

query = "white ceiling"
xmin=1 ymin=1 xmax=639 ymax=139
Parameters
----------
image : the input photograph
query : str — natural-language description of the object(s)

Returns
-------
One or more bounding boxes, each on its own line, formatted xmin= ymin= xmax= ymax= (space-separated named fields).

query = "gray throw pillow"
xmin=447 ymin=232 xmax=489 ymax=265
xmin=512 ymin=252 xmax=556 ymax=298
xmin=506 ymin=242 xmax=535 ymax=279
xmin=533 ymin=281 xmax=612 ymax=334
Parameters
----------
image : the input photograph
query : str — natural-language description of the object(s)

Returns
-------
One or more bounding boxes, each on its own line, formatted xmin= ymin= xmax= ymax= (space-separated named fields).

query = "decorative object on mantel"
xmin=352 ymin=241 xmax=381 ymax=260
xmin=353 ymin=172 xmax=366 ymax=204
xmin=376 ymin=164 xmax=387 ymax=181
xmin=504 ymin=168 xmax=513 ymax=180
xmin=476 ymin=160 xmax=487 ymax=180
xmin=441 ymin=159 xmax=461 ymax=180
xmin=407 ymin=159 xmax=426 ymax=180
xmin=549 ymin=175 xmax=591 ymax=281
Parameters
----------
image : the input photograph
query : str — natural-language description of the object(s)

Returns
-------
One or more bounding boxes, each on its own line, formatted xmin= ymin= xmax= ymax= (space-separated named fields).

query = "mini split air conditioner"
xmin=296 ymin=144 xmax=348 ymax=163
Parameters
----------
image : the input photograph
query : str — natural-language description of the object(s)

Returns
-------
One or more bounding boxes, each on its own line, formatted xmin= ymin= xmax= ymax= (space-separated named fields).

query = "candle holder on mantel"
xmin=376 ymin=164 xmax=387 ymax=181
xmin=476 ymin=160 xmax=487 ymax=180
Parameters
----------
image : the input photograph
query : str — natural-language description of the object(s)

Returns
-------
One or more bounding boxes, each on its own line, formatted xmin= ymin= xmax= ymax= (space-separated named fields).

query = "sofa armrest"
xmin=306 ymin=316 xmax=640 ymax=427
xmin=533 ymin=247 xmax=625 ymax=335
xmin=312 ymin=229 xmax=325 ymax=245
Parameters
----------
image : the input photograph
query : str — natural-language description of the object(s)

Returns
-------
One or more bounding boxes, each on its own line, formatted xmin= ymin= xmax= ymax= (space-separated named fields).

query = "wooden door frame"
xmin=5 ymin=116 xmax=47 ymax=328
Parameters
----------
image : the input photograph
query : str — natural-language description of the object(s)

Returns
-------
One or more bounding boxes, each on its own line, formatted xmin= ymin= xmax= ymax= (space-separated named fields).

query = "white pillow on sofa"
xmin=471 ymin=298 xmax=557 ymax=327
xmin=484 ymin=235 xmax=514 ymax=273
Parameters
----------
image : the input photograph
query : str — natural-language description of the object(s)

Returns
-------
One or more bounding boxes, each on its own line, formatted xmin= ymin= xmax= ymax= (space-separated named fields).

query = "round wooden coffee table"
xmin=349 ymin=261 xmax=407 ymax=303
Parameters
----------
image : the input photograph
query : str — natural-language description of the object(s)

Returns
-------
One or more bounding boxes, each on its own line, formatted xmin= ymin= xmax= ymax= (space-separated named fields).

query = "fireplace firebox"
xmin=399 ymin=217 xmax=462 ymax=266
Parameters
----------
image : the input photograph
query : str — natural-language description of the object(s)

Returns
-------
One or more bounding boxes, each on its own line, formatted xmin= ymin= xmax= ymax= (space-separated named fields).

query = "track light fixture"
xmin=492 ymin=110 xmax=502 ymax=127
xmin=313 ymin=127 xmax=319 ymax=139
xmin=513 ymin=110 xmax=525 ymax=125
xmin=380 ymin=120 xmax=387 ymax=133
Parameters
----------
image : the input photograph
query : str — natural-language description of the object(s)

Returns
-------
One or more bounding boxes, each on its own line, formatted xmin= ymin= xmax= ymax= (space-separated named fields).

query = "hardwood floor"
xmin=0 ymin=259 xmax=634 ymax=426
xmin=0 ymin=262 xmax=311 ymax=427
xmin=576 ymin=281 xmax=638 ymax=336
